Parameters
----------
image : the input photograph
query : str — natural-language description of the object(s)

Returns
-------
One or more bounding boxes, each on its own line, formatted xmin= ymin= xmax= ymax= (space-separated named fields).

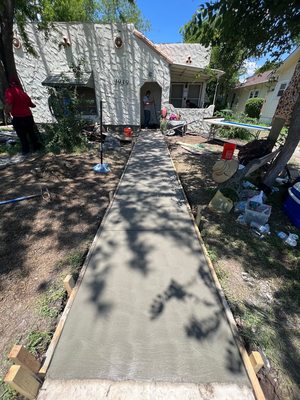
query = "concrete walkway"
xmin=38 ymin=131 xmax=255 ymax=400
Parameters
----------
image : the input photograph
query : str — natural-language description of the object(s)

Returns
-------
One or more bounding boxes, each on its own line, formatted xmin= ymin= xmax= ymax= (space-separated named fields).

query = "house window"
xmin=277 ymin=83 xmax=287 ymax=97
xmin=249 ymin=90 xmax=259 ymax=99
xmin=48 ymin=87 xmax=97 ymax=118
xmin=76 ymin=87 xmax=97 ymax=115
xmin=170 ymin=84 xmax=184 ymax=108
xmin=187 ymin=85 xmax=201 ymax=107
xmin=170 ymin=83 xmax=202 ymax=108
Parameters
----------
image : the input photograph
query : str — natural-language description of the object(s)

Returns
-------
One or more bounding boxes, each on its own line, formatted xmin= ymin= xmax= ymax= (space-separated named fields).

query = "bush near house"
xmin=41 ymin=87 xmax=89 ymax=153
xmin=245 ymin=98 xmax=264 ymax=119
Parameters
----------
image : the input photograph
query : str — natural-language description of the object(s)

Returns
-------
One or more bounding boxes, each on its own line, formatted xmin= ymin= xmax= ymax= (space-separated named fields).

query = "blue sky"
xmin=136 ymin=0 xmax=200 ymax=44
xmin=136 ymin=0 xmax=269 ymax=78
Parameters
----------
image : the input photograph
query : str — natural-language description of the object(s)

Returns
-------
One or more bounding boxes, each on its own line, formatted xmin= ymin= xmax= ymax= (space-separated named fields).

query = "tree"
xmin=41 ymin=0 xmax=97 ymax=22
xmin=184 ymin=0 xmax=300 ymax=186
xmin=96 ymin=0 xmax=150 ymax=32
xmin=182 ymin=21 xmax=247 ymax=108
xmin=255 ymin=60 xmax=281 ymax=74
xmin=41 ymin=0 xmax=149 ymax=31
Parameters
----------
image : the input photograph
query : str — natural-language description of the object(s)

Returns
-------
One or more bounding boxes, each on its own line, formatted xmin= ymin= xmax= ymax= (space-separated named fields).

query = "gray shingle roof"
xmin=155 ymin=43 xmax=211 ymax=68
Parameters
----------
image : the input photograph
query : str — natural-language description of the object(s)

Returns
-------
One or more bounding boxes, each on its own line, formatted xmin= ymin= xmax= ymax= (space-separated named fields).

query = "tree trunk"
xmin=266 ymin=117 xmax=285 ymax=150
xmin=266 ymin=60 xmax=300 ymax=150
xmin=263 ymin=93 xmax=300 ymax=187
xmin=0 ymin=0 xmax=18 ymax=101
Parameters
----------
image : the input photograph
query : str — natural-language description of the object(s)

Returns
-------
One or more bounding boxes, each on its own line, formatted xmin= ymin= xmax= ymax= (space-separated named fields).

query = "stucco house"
xmin=11 ymin=22 xmax=223 ymax=129
xmin=232 ymin=46 xmax=300 ymax=124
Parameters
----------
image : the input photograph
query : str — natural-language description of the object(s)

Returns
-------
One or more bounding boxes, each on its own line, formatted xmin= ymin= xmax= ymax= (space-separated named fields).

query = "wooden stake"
xmin=64 ymin=274 xmax=75 ymax=297
xmin=250 ymin=351 xmax=264 ymax=373
xmin=8 ymin=345 xmax=41 ymax=374
xmin=195 ymin=205 xmax=201 ymax=227
xmin=4 ymin=365 xmax=41 ymax=400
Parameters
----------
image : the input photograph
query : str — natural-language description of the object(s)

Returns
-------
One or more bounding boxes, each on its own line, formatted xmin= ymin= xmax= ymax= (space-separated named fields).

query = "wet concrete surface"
xmin=40 ymin=131 xmax=255 ymax=399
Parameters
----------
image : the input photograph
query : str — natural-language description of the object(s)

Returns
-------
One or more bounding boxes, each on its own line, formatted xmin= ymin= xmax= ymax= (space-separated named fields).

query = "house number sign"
xmin=115 ymin=79 xmax=129 ymax=85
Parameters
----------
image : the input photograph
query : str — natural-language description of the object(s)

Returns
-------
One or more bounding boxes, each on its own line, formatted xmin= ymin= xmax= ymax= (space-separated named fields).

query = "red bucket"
xmin=123 ymin=127 xmax=133 ymax=137
xmin=222 ymin=143 xmax=236 ymax=160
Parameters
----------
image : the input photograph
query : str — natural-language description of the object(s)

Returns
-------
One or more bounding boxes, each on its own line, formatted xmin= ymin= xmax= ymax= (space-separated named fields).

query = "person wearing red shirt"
xmin=4 ymin=77 xmax=41 ymax=155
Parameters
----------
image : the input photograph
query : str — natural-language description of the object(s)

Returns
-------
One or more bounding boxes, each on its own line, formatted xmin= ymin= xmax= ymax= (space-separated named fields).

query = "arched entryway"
xmin=140 ymin=82 xmax=162 ymax=129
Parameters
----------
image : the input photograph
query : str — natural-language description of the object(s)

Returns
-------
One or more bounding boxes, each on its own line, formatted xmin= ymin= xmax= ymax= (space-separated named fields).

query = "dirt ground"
xmin=1 ymin=132 xmax=300 ymax=400
xmin=0 ymin=144 xmax=131 ymax=396
xmin=166 ymin=134 xmax=300 ymax=400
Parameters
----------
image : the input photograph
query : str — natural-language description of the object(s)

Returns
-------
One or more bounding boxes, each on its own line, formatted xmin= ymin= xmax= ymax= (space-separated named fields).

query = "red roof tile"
xmin=236 ymin=70 xmax=275 ymax=89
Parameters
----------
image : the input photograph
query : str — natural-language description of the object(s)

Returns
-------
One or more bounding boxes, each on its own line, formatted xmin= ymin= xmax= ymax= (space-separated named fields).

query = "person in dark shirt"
xmin=186 ymin=99 xmax=198 ymax=108
xmin=4 ymin=77 xmax=41 ymax=155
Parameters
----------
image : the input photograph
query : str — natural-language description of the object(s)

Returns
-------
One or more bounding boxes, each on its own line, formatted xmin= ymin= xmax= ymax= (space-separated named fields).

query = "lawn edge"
xmin=38 ymin=139 xmax=135 ymax=377
xmin=167 ymin=135 xmax=266 ymax=400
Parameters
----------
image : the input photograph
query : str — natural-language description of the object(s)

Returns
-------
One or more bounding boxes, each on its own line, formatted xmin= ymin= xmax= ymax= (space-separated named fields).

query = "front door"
xmin=140 ymin=82 xmax=162 ymax=128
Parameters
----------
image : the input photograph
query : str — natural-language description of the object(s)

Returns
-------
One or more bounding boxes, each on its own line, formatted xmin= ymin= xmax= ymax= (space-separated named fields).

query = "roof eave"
xmin=171 ymin=63 xmax=225 ymax=78
xmin=234 ymin=79 xmax=272 ymax=90
xmin=133 ymin=30 xmax=173 ymax=64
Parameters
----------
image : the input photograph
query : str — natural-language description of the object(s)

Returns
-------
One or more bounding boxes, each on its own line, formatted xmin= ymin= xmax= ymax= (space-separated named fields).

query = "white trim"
xmin=276 ymin=81 xmax=288 ymax=97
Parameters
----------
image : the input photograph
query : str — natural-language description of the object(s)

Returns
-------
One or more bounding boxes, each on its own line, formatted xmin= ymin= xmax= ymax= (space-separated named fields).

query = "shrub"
xmin=215 ymin=109 xmax=234 ymax=119
xmin=41 ymin=87 xmax=88 ymax=153
xmin=244 ymin=98 xmax=264 ymax=119
xmin=217 ymin=126 xmax=252 ymax=141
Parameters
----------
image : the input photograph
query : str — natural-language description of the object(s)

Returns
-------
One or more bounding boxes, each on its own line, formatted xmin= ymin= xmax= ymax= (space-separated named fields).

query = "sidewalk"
xmin=38 ymin=131 xmax=255 ymax=400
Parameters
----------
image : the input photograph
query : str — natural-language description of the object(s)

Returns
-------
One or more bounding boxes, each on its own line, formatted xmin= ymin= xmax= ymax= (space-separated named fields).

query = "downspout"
xmin=213 ymin=78 xmax=219 ymax=106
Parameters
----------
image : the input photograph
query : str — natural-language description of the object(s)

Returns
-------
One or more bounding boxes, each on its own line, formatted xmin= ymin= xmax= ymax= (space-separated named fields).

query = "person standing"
xmin=143 ymin=90 xmax=153 ymax=129
xmin=4 ymin=77 xmax=41 ymax=155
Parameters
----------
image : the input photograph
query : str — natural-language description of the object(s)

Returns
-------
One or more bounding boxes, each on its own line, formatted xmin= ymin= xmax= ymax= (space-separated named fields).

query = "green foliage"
xmin=183 ymin=1 xmax=300 ymax=60
xmin=255 ymin=60 xmax=281 ymax=74
xmin=26 ymin=331 xmax=52 ymax=358
xmin=214 ymin=109 xmax=233 ymax=119
xmin=38 ymin=285 xmax=66 ymax=318
xmin=42 ymin=84 xmax=89 ymax=153
xmin=217 ymin=126 xmax=252 ymax=141
xmin=0 ymin=142 xmax=21 ymax=156
xmin=182 ymin=21 xmax=247 ymax=104
xmin=41 ymin=0 xmax=97 ymax=22
xmin=182 ymin=0 xmax=300 ymax=110
xmin=245 ymin=98 xmax=264 ymax=119
xmin=214 ymin=111 xmax=261 ymax=140
xmin=0 ymin=378 xmax=16 ymax=400
xmin=42 ymin=119 xmax=88 ymax=154
xmin=97 ymin=0 xmax=150 ymax=32
xmin=277 ymin=126 xmax=289 ymax=147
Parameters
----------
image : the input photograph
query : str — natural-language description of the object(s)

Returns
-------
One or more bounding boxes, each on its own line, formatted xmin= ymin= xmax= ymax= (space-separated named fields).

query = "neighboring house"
xmin=260 ymin=47 xmax=300 ymax=124
xmin=12 ymin=23 xmax=223 ymax=128
xmin=232 ymin=46 xmax=300 ymax=124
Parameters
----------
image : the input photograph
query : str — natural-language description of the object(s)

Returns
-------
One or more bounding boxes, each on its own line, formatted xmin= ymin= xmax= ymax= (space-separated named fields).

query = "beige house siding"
xmin=232 ymin=47 xmax=300 ymax=124
xmin=233 ymin=84 xmax=270 ymax=115
xmin=260 ymin=57 xmax=300 ymax=123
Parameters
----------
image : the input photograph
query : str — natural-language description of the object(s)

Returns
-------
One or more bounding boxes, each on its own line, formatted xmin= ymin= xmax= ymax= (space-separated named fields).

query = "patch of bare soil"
xmin=0 ymin=146 xmax=130 ymax=382
xmin=167 ymin=134 xmax=300 ymax=400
